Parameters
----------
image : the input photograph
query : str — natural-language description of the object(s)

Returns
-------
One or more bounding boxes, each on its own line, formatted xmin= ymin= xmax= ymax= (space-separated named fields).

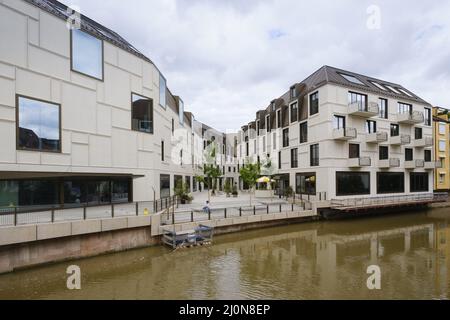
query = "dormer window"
xmin=290 ymin=86 xmax=297 ymax=99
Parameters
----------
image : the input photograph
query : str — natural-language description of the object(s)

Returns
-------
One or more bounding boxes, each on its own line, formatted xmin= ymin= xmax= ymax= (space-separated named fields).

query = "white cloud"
xmin=61 ymin=0 xmax=450 ymax=130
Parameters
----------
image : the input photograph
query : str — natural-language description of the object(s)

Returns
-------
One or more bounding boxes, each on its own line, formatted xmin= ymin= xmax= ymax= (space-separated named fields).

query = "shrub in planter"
xmin=232 ymin=185 xmax=239 ymax=198
xmin=174 ymin=181 xmax=193 ymax=204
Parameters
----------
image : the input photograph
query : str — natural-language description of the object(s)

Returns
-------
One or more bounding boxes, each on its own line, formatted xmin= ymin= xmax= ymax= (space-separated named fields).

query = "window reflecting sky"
xmin=72 ymin=29 xmax=103 ymax=79
xmin=19 ymin=97 xmax=59 ymax=141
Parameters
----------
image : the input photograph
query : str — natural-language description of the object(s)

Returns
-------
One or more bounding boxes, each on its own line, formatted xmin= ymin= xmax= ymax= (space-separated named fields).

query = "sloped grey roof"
xmin=24 ymin=0 xmax=152 ymax=64
xmin=303 ymin=66 xmax=430 ymax=105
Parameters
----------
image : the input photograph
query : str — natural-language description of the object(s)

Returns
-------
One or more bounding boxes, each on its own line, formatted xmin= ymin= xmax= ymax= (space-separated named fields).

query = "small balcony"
xmin=348 ymin=157 xmax=371 ymax=168
xmin=405 ymin=159 xmax=425 ymax=169
xmin=348 ymin=101 xmax=379 ymax=118
xmin=366 ymin=132 xmax=388 ymax=144
xmin=425 ymin=161 xmax=443 ymax=170
xmin=397 ymin=111 xmax=424 ymax=124
xmin=413 ymin=136 xmax=433 ymax=148
xmin=332 ymin=127 xmax=357 ymax=140
xmin=390 ymin=134 xmax=411 ymax=145
xmin=378 ymin=158 xmax=400 ymax=168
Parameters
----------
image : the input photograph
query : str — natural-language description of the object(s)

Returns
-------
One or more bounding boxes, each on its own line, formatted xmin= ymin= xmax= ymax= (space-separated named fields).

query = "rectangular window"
xmin=185 ymin=176 xmax=191 ymax=192
xmin=439 ymin=140 xmax=446 ymax=152
xmin=71 ymin=29 xmax=103 ymax=80
xmin=300 ymin=122 xmax=308 ymax=143
xmin=405 ymin=148 xmax=413 ymax=161
xmin=291 ymin=148 xmax=298 ymax=168
xmin=410 ymin=173 xmax=429 ymax=192
xmin=439 ymin=123 xmax=446 ymax=135
xmin=379 ymin=146 xmax=389 ymax=160
xmin=310 ymin=144 xmax=319 ymax=167
xmin=161 ymin=140 xmax=165 ymax=161
xmin=290 ymin=87 xmax=297 ymax=99
xmin=398 ymin=102 xmax=412 ymax=114
xmin=266 ymin=115 xmax=271 ymax=133
xmin=290 ymin=102 xmax=298 ymax=123
xmin=160 ymin=174 xmax=171 ymax=198
xmin=273 ymin=132 xmax=277 ymax=150
xmin=256 ymin=120 xmax=260 ymax=136
xmin=366 ymin=120 xmax=377 ymax=133
xmin=283 ymin=128 xmax=289 ymax=147
xmin=254 ymin=140 xmax=257 ymax=154
xmin=132 ymin=93 xmax=153 ymax=134
xmin=172 ymin=119 xmax=175 ymax=134
xmin=277 ymin=110 xmax=282 ymax=128
xmin=246 ymin=142 xmax=249 ymax=156
xmin=159 ymin=74 xmax=167 ymax=108
xmin=310 ymin=92 xmax=319 ymax=116
xmin=278 ymin=151 xmax=282 ymax=169
xmin=296 ymin=173 xmax=316 ymax=195
xmin=439 ymin=173 xmax=445 ymax=184
xmin=349 ymin=144 xmax=360 ymax=159
xmin=179 ymin=99 xmax=184 ymax=125
xmin=17 ymin=96 xmax=61 ymax=152
xmin=390 ymin=124 xmax=399 ymax=137
xmin=424 ymin=149 xmax=432 ymax=162
xmin=377 ymin=172 xmax=405 ymax=194
xmin=379 ymin=98 xmax=388 ymax=119
xmin=424 ymin=108 xmax=431 ymax=126
xmin=348 ymin=92 xmax=368 ymax=110
xmin=336 ymin=172 xmax=370 ymax=196
xmin=414 ymin=127 xmax=423 ymax=140
xmin=334 ymin=115 xmax=346 ymax=129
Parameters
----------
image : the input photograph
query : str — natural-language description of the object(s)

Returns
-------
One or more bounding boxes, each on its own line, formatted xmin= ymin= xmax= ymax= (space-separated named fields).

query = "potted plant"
xmin=224 ymin=179 xmax=232 ymax=197
xmin=174 ymin=180 xmax=193 ymax=205
xmin=284 ymin=186 xmax=294 ymax=200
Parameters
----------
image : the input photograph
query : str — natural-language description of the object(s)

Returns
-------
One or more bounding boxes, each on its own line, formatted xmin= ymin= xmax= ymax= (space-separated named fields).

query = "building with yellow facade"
xmin=433 ymin=107 xmax=450 ymax=191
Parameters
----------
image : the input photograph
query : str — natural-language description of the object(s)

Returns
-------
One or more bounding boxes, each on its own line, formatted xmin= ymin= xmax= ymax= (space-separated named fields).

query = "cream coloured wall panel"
xmin=16 ymin=68 xmax=51 ymax=101
xmin=118 ymin=50 xmax=142 ymax=76
xmin=61 ymin=82 xmax=97 ymax=134
xmin=104 ymin=64 xmax=131 ymax=109
xmin=0 ymin=105 xmax=15 ymax=122
xmin=89 ymin=135 xmax=111 ymax=167
xmin=71 ymin=143 xmax=89 ymax=167
xmin=97 ymin=103 xmax=112 ymax=136
xmin=28 ymin=45 xmax=71 ymax=80
xmin=39 ymin=11 xmax=69 ymax=57
xmin=28 ymin=18 xmax=39 ymax=46
xmin=111 ymin=107 xmax=130 ymax=130
xmin=2 ymin=0 xmax=39 ymax=19
xmin=0 ymin=62 xmax=15 ymax=80
xmin=103 ymin=42 xmax=118 ymax=66
xmin=17 ymin=150 xmax=40 ymax=165
xmin=41 ymin=153 xmax=71 ymax=166
xmin=0 ymin=5 xmax=27 ymax=67
xmin=138 ymin=151 xmax=153 ymax=169
xmin=0 ymin=77 xmax=15 ymax=107
xmin=111 ymin=128 xmax=137 ymax=168
xmin=0 ymin=120 xmax=16 ymax=163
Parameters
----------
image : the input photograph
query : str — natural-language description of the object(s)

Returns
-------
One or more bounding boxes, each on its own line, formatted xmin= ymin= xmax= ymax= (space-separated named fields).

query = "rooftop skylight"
xmin=398 ymin=88 xmax=414 ymax=97
xmin=339 ymin=73 xmax=365 ymax=86
xmin=385 ymin=85 xmax=402 ymax=94
xmin=370 ymin=81 xmax=388 ymax=91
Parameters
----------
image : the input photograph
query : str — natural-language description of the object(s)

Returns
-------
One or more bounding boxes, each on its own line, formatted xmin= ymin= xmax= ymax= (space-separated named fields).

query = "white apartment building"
xmin=0 ymin=0 xmax=235 ymax=210
xmin=237 ymin=66 xmax=436 ymax=202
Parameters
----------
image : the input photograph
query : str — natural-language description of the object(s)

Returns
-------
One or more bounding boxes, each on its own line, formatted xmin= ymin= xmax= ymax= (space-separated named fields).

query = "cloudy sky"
xmin=61 ymin=0 xmax=450 ymax=132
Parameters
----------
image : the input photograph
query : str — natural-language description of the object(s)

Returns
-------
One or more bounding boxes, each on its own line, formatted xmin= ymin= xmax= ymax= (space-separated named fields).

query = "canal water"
xmin=1 ymin=208 xmax=450 ymax=300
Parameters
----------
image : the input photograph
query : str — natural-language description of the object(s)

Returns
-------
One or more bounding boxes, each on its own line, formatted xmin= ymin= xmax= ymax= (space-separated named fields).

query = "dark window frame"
xmin=16 ymin=94 xmax=62 ymax=153
xmin=299 ymin=122 xmax=308 ymax=144
xmin=379 ymin=98 xmax=388 ymax=119
xmin=291 ymin=148 xmax=298 ymax=168
xmin=379 ymin=146 xmax=389 ymax=160
xmin=414 ymin=127 xmax=423 ymax=140
xmin=309 ymin=91 xmax=319 ymax=116
xmin=377 ymin=172 xmax=405 ymax=194
xmin=282 ymin=128 xmax=290 ymax=148
xmin=410 ymin=173 xmax=429 ymax=193
xmin=390 ymin=124 xmax=399 ymax=137
xmin=336 ymin=172 xmax=371 ymax=196
xmin=405 ymin=148 xmax=413 ymax=161
xmin=349 ymin=143 xmax=360 ymax=159
xmin=296 ymin=172 xmax=316 ymax=195
xmin=70 ymin=29 xmax=105 ymax=81
xmin=131 ymin=92 xmax=154 ymax=134
xmin=290 ymin=101 xmax=298 ymax=123
xmin=366 ymin=120 xmax=377 ymax=133
xmin=310 ymin=144 xmax=319 ymax=167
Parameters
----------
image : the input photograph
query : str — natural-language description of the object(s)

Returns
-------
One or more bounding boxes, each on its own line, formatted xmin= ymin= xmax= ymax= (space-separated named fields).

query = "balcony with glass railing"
xmin=378 ymin=158 xmax=400 ymax=168
xmin=390 ymin=134 xmax=411 ymax=145
xmin=397 ymin=111 xmax=424 ymax=124
xmin=366 ymin=131 xmax=388 ymax=144
xmin=348 ymin=157 xmax=371 ymax=168
xmin=348 ymin=101 xmax=379 ymax=117
xmin=332 ymin=127 xmax=357 ymax=140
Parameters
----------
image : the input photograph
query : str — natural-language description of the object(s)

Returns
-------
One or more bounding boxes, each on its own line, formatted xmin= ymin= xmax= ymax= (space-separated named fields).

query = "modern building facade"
xmin=433 ymin=107 xmax=450 ymax=191
xmin=236 ymin=66 xmax=437 ymax=201
xmin=0 ymin=0 xmax=235 ymax=210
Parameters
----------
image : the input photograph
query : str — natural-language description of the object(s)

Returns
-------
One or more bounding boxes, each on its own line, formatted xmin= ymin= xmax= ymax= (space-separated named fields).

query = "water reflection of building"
xmin=436 ymin=221 xmax=450 ymax=298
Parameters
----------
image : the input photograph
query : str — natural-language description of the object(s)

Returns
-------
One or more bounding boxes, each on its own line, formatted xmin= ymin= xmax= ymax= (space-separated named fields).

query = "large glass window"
xmin=296 ymin=173 xmax=316 ymax=195
xmin=300 ymin=122 xmax=308 ymax=143
xmin=439 ymin=140 xmax=446 ymax=152
xmin=277 ymin=110 xmax=282 ymax=128
xmin=112 ymin=179 xmax=130 ymax=203
xmin=336 ymin=172 xmax=370 ymax=196
xmin=424 ymin=108 xmax=431 ymax=126
xmin=282 ymin=128 xmax=289 ymax=147
xmin=291 ymin=148 xmax=298 ymax=168
xmin=348 ymin=92 xmax=368 ymax=109
xmin=266 ymin=115 xmax=271 ymax=132
xmin=290 ymin=102 xmax=298 ymax=123
xmin=366 ymin=120 xmax=377 ymax=133
xmin=310 ymin=92 xmax=319 ymax=116
xmin=159 ymin=74 xmax=167 ymax=108
xmin=377 ymin=172 xmax=405 ymax=194
xmin=17 ymin=96 xmax=61 ymax=152
xmin=64 ymin=180 xmax=85 ymax=206
xmin=310 ymin=144 xmax=319 ymax=167
xmin=132 ymin=93 xmax=153 ymax=134
xmin=160 ymin=174 xmax=171 ymax=198
xmin=379 ymin=146 xmax=389 ymax=160
xmin=349 ymin=144 xmax=360 ymax=158
xmin=405 ymin=148 xmax=413 ymax=161
xmin=334 ymin=115 xmax=346 ymax=129
xmin=20 ymin=180 xmax=59 ymax=208
xmin=398 ymin=102 xmax=412 ymax=114
xmin=439 ymin=123 xmax=446 ymax=135
xmin=71 ymin=29 xmax=103 ymax=80
xmin=379 ymin=98 xmax=388 ymax=119
xmin=410 ymin=173 xmax=429 ymax=192
xmin=0 ymin=181 xmax=18 ymax=208
xmin=390 ymin=124 xmax=399 ymax=137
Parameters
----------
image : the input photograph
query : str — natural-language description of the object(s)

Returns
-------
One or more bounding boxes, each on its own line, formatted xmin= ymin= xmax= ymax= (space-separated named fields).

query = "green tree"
xmin=224 ymin=179 xmax=232 ymax=196
xmin=239 ymin=163 xmax=261 ymax=206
